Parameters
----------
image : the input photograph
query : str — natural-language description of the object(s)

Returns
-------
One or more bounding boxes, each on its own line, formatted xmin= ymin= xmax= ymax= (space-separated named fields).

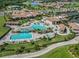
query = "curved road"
xmin=3 ymin=36 xmax=79 ymax=58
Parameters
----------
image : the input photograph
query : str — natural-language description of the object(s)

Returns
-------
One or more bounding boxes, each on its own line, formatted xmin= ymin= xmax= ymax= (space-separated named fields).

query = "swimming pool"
xmin=10 ymin=33 xmax=32 ymax=41
xmin=31 ymin=23 xmax=47 ymax=30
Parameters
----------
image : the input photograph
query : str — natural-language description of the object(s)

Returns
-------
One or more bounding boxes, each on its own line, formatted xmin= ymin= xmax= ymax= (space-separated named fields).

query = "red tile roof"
xmin=47 ymin=17 xmax=60 ymax=22
xmin=68 ymin=22 xmax=79 ymax=30
xmin=12 ymin=10 xmax=39 ymax=18
xmin=59 ymin=24 xmax=66 ymax=30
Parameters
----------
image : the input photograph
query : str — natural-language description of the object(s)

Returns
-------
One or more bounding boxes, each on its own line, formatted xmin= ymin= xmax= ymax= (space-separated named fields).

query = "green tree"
xmin=16 ymin=49 xmax=24 ymax=54
xmin=26 ymin=49 xmax=31 ymax=53
xmin=0 ymin=47 xmax=6 ymax=51
xmin=20 ymin=46 xmax=25 ymax=50
xmin=35 ymin=44 xmax=40 ymax=50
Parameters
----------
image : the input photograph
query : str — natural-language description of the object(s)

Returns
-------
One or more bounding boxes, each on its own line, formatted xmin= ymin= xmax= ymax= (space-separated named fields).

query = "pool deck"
xmin=6 ymin=31 xmax=55 ymax=42
xmin=0 ymin=21 xmax=71 ymax=43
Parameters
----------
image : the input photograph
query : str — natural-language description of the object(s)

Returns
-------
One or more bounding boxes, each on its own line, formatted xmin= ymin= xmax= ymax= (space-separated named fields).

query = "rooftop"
xmin=46 ymin=16 xmax=60 ymax=22
xmin=11 ymin=10 xmax=39 ymax=18
xmin=59 ymin=24 xmax=66 ymax=30
xmin=68 ymin=22 xmax=79 ymax=30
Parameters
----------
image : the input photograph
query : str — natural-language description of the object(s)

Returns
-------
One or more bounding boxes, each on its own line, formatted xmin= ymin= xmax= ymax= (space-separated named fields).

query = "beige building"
xmin=11 ymin=10 xmax=39 ymax=19
xmin=68 ymin=22 xmax=79 ymax=31
xmin=59 ymin=24 xmax=66 ymax=33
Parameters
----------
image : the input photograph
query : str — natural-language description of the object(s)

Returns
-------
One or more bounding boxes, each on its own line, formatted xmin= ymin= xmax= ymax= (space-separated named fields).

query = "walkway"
xmin=4 ymin=36 xmax=79 ymax=58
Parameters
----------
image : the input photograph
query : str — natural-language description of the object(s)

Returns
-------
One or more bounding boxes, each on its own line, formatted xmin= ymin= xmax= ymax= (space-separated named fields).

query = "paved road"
xmin=3 ymin=36 xmax=79 ymax=58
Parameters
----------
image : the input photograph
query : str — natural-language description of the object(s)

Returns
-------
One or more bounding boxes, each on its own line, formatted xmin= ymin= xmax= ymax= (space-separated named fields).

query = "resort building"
xmin=44 ymin=20 xmax=52 ymax=25
xmin=68 ymin=22 xmax=79 ymax=35
xmin=45 ymin=16 xmax=61 ymax=24
xmin=58 ymin=24 xmax=67 ymax=33
xmin=11 ymin=10 xmax=39 ymax=19
xmin=44 ymin=14 xmax=68 ymax=25
xmin=68 ymin=22 xmax=79 ymax=31
xmin=59 ymin=14 xmax=68 ymax=19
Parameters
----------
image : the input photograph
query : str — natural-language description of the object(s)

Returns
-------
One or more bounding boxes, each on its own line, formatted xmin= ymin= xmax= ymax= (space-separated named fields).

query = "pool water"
xmin=10 ymin=33 xmax=32 ymax=41
xmin=31 ymin=23 xmax=47 ymax=30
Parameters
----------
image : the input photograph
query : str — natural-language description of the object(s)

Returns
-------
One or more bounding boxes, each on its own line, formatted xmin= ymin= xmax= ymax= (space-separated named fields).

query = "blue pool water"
xmin=31 ymin=23 xmax=47 ymax=30
xmin=10 ymin=33 xmax=32 ymax=41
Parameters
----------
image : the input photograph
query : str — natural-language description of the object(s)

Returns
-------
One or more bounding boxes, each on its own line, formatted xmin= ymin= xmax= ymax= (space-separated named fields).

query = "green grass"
xmin=0 ymin=27 xmax=10 ymax=37
xmin=33 ymin=33 xmax=75 ymax=46
xmin=0 ymin=16 xmax=5 ymax=27
xmin=68 ymin=44 xmax=79 ymax=57
xmin=0 ymin=16 xmax=10 ymax=37
xmin=39 ymin=45 xmax=74 ymax=58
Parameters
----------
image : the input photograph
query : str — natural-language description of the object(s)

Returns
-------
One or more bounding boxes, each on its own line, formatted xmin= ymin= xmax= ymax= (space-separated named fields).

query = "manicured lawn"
xmin=0 ymin=27 xmax=10 ymax=37
xmin=39 ymin=45 xmax=74 ymax=58
xmin=0 ymin=16 xmax=10 ymax=38
xmin=0 ymin=16 xmax=5 ymax=27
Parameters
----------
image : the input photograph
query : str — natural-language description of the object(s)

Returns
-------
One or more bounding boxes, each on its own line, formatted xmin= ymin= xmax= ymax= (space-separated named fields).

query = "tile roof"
xmin=59 ymin=24 xmax=66 ymax=30
xmin=44 ymin=20 xmax=52 ymax=25
xmin=68 ymin=22 xmax=79 ymax=30
xmin=12 ymin=10 xmax=39 ymax=18
xmin=47 ymin=16 xmax=60 ymax=22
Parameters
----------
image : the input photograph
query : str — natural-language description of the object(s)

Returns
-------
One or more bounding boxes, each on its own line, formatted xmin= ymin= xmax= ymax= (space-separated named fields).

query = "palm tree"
xmin=31 ymin=40 xmax=35 ymax=45
xmin=16 ymin=46 xmax=25 ymax=54
xmin=16 ymin=49 xmax=24 ymax=54
xmin=20 ymin=46 xmax=25 ymax=50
